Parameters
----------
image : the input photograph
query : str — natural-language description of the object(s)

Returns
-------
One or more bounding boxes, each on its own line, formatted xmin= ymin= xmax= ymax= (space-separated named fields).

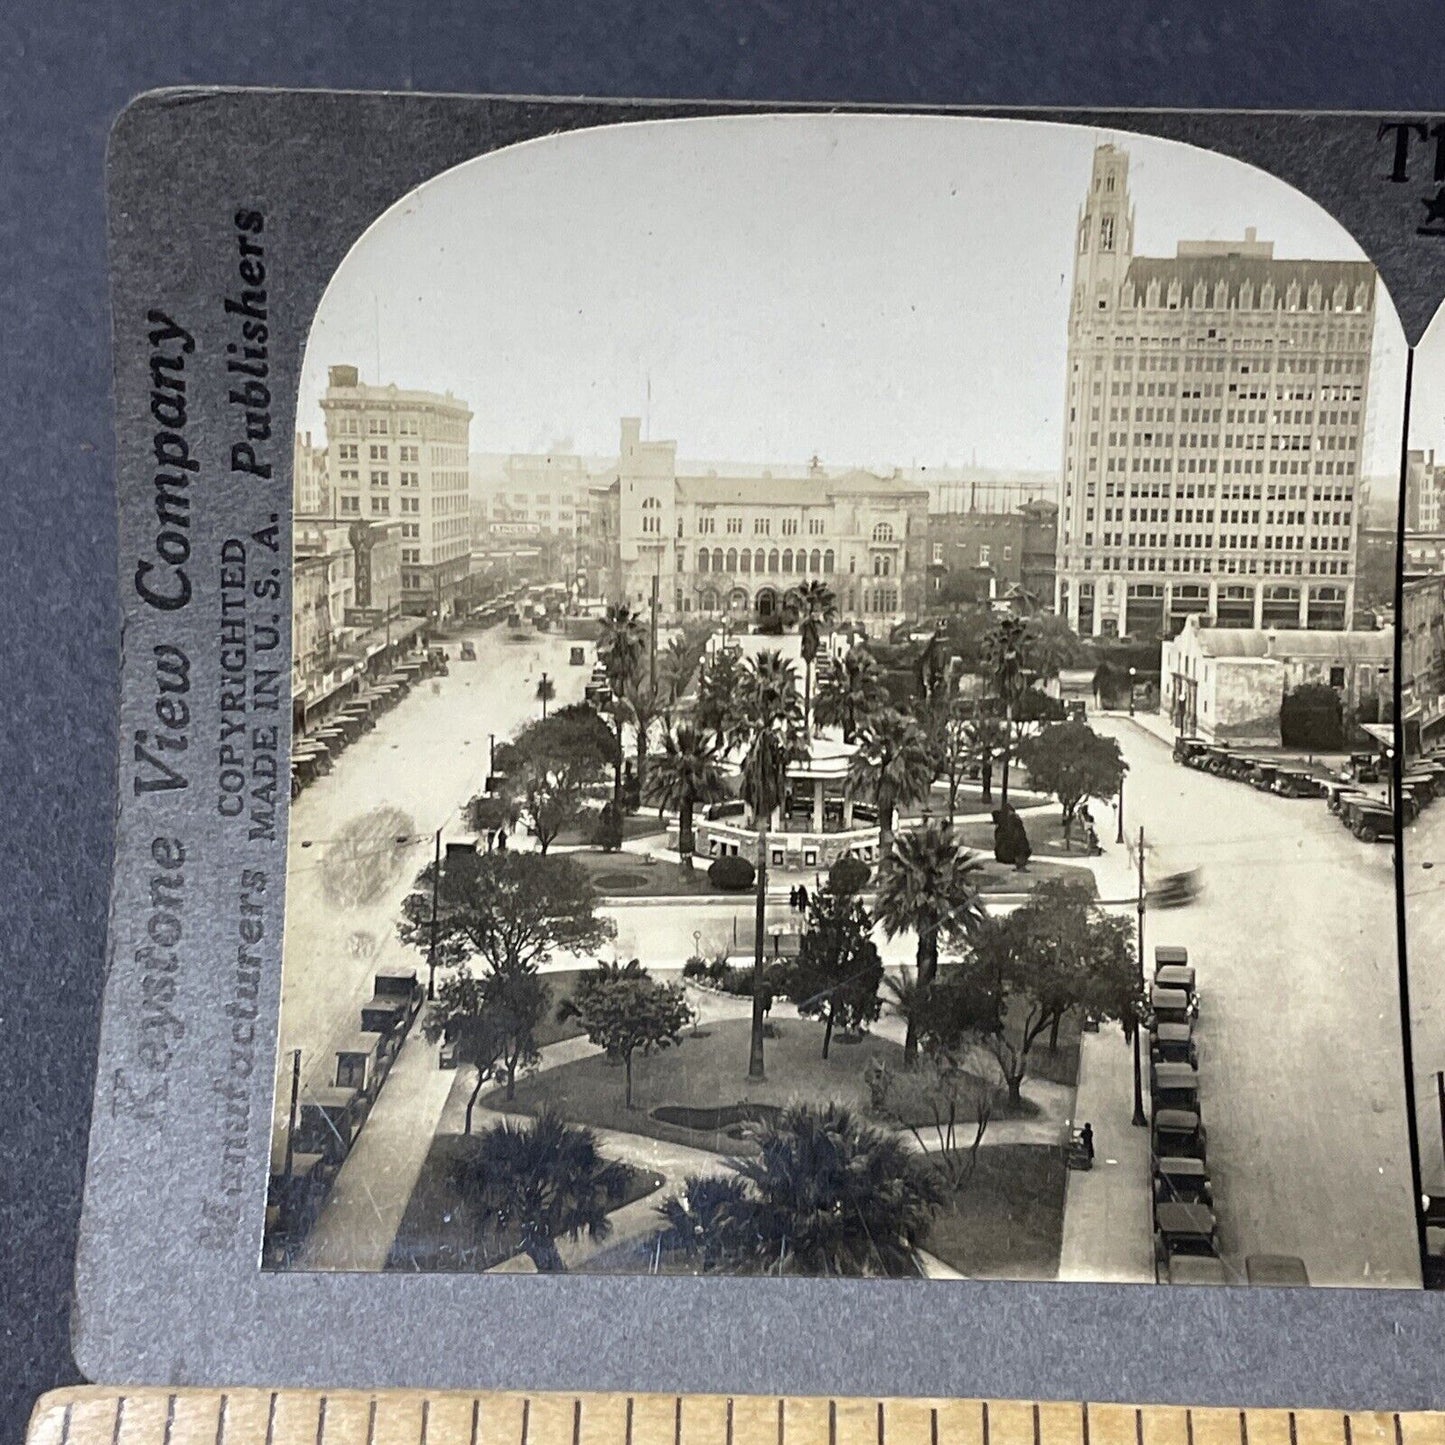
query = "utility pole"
xmin=426 ymin=827 xmax=442 ymax=1000
xmin=283 ymin=1048 xmax=302 ymax=1181
xmin=1437 ymin=1070 xmax=1445 ymax=1173
xmin=1116 ymin=771 xmax=1126 ymax=846
xmin=649 ymin=570 xmax=660 ymax=693
xmin=1132 ymin=825 xmax=1148 ymax=1127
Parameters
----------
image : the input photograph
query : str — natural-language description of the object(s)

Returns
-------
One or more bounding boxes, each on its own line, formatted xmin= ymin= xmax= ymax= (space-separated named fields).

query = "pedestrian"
xmin=496 ymin=827 xmax=507 ymax=852
xmin=789 ymin=885 xmax=800 ymax=910
xmin=796 ymin=883 xmax=809 ymax=912
xmin=1080 ymin=1121 xmax=1095 ymax=1162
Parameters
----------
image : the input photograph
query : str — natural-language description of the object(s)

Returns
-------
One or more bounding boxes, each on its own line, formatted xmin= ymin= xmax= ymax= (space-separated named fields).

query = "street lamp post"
xmin=1128 ymin=665 xmax=1137 ymax=718
xmin=1115 ymin=771 xmax=1125 ymax=846
xmin=426 ymin=826 xmax=441 ymax=1000
xmin=1132 ymin=824 xmax=1148 ymax=1128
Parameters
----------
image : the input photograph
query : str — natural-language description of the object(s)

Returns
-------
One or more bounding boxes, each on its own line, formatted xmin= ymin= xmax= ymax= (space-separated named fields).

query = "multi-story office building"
xmin=320 ymin=366 xmax=473 ymax=618
xmin=926 ymin=500 xmax=1058 ymax=608
xmin=1407 ymin=449 xmax=1444 ymax=532
xmin=591 ymin=418 xmax=930 ymax=637
xmin=293 ymin=430 xmax=329 ymax=516
xmin=1057 ymin=143 xmax=1376 ymax=639
xmin=1402 ymin=572 xmax=1445 ymax=753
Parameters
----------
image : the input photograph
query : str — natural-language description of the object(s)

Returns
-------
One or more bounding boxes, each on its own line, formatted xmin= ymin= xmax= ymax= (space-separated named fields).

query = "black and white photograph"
xmin=264 ymin=113 xmax=1418 ymax=1287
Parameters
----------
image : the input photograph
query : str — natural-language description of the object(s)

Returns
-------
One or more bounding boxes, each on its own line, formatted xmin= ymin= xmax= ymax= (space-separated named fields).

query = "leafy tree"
xmin=782 ymin=890 xmax=884 ymax=1058
xmin=597 ymin=604 xmax=647 ymax=812
xmin=729 ymin=650 xmax=809 ymax=1078
xmin=847 ymin=708 xmax=936 ymax=856
xmin=874 ymin=821 xmax=987 ymax=1061
xmin=398 ymin=850 xmax=614 ymax=978
xmin=1017 ymin=721 xmax=1126 ymax=847
xmin=464 ymin=791 xmax=521 ymax=844
xmin=981 ymin=613 xmax=1031 ymax=806
xmin=489 ymin=704 xmax=617 ymax=854
xmin=814 ymin=645 xmax=887 ymax=743
xmin=868 ymin=1048 xmax=997 ymax=1192
xmin=784 ymin=579 xmax=839 ymax=730
xmin=660 ymin=1102 xmax=945 ymax=1276
xmin=449 ymin=1109 xmax=630 ymax=1272
xmin=1024 ymin=613 xmax=1082 ymax=682
xmin=961 ymin=877 xmax=1138 ymax=1103
xmin=643 ymin=721 xmax=727 ymax=866
xmin=424 ymin=965 xmax=551 ymax=1113
xmin=558 ymin=960 xmax=694 ymax=1108
xmin=920 ymin=695 xmax=984 ymax=822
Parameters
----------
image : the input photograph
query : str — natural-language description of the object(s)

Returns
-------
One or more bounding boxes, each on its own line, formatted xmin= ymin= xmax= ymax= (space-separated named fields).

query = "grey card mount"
xmin=80 ymin=90 xmax=1445 ymax=1404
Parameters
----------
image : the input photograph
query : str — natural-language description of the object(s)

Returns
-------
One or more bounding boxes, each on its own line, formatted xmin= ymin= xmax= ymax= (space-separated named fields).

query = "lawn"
xmin=496 ymin=1015 xmax=1011 ymax=1155
xmin=924 ymin=1144 xmax=1067 ymax=1279
xmin=386 ymin=1131 xmax=663 ymax=1272
xmin=577 ymin=1142 xmax=1066 ymax=1280
xmin=555 ymin=812 xmax=668 ymax=847
xmin=1008 ymin=1005 xmax=1082 ymax=1088
xmin=954 ymin=809 xmax=1107 ymax=864
xmin=567 ymin=847 xmax=720 ymax=898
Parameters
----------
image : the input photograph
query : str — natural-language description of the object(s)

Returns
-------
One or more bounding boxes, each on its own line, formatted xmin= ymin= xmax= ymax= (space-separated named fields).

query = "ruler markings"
xmin=26 ymin=1394 xmax=1445 ymax=1445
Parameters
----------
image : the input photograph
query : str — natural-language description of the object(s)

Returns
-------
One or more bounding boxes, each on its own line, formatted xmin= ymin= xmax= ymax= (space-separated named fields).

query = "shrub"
xmin=708 ymin=854 xmax=756 ymax=891
xmin=722 ymin=965 xmax=755 ymax=996
xmin=682 ymin=955 xmax=709 ymax=980
xmin=707 ymin=950 xmax=731 ymax=983
xmin=828 ymin=856 xmax=871 ymax=896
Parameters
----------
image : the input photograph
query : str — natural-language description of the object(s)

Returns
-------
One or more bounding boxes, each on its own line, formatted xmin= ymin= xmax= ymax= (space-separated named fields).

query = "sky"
xmin=298 ymin=112 xmax=1411 ymax=482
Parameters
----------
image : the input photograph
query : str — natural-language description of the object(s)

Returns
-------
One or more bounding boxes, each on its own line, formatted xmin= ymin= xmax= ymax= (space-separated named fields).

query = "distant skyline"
xmin=299 ymin=113 xmax=1409 ymax=482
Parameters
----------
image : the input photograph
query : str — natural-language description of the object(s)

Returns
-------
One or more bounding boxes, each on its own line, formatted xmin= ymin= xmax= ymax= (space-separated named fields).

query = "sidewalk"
xmin=1057 ymin=1024 xmax=1155 ymax=1283
xmin=299 ymin=1022 xmax=455 ymax=1271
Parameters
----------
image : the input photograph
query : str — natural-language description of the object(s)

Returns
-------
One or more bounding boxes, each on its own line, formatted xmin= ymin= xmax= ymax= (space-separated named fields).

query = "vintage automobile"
xmin=1153 ymin=1155 xmax=1213 ymax=1207
xmin=1167 ymin=1254 xmax=1228 ymax=1285
xmin=1272 ymin=766 xmax=1321 ymax=798
xmin=1154 ymin=962 xmax=1197 ymax=1001
xmin=1346 ymin=752 xmax=1382 ymax=784
xmin=1150 ymin=1021 xmax=1198 ymax=1068
xmin=1152 ymin=1107 xmax=1208 ymax=1163
xmin=1148 ymin=870 xmax=1201 ymax=909
xmin=458 ymin=640 xmax=477 ymax=661
xmin=1154 ymin=1201 xmax=1220 ymax=1277
xmin=1245 ymin=1254 xmax=1310 ymax=1286
xmin=1149 ymin=985 xmax=1196 ymax=1028
xmin=1325 ymin=781 xmax=1366 ymax=816
xmin=1150 ymin=1060 xmax=1201 ymax=1117
xmin=1250 ymin=762 xmax=1280 ymax=792
xmin=1155 ymin=944 xmax=1189 ymax=968
xmin=1341 ymin=796 xmax=1394 ymax=842
xmin=1172 ymin=737 xmax=1207 ymax=767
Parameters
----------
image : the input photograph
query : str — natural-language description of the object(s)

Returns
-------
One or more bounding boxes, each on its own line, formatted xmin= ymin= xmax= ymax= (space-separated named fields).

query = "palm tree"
xmin=718 ymin=1102 xmax=945 ymax=1275
xmin=981 ymin=613 xmax=1030 ymax=807
xmin=875 ymin=822 xmax=988 ymax=1062
xmin=597 ymin=604 xmax=646 ymax=812
xmin=847 ymin=708 xmax=936 ymax=856
xmin=449 ymin=1108 xmax=630 ymax=1272
xmin=785 ymin=579 xmax=839 ymax=731
xmin=813 ymin=644 xmax=886 ymax=743
xmin=1025 ymin=613 xmax=1080 ymax=685
xmin=623 ymin=673 xmax=666 ymax=802
xmin=644 ymin=722 xmax=727 ymax=867
xmin=656 ymin=1174 xmax=751 ymax=1272
xmin=730 ymin=650 xmax=808 ymax=1078
xmin=535 ymin=673 xmax=555 ymax=719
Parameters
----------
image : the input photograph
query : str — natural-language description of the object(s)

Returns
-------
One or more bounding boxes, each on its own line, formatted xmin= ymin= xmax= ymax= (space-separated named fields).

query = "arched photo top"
xmin=296 ymin=111 xmax=1407 ymax=485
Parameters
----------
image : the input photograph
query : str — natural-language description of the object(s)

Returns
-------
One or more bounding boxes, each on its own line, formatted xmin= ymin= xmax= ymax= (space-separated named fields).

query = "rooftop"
xmin=1123 ymin=254 xmax=1374 ymax=312
xmin=1178 ymin=621 xmax=1393 ymax=662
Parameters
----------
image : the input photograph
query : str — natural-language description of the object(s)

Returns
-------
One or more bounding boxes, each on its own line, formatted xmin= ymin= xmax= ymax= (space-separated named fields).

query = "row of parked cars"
xmin=264 ymin=969 xmax=425 ymax=1264
xmin=290 ymin=651 xmax=447 ymax=799
xmin=1147 ymin=943 xmax=1311 ymax=1288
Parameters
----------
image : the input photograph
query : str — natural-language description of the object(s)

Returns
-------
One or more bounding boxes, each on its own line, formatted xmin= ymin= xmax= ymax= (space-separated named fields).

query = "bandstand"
xmin=681 ymin=737 xmax=883 ymax=871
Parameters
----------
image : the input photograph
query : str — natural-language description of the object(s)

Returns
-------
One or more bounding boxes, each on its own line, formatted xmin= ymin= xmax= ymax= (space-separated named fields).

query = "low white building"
xmin=1162 ymin=613 xmax=1392 ymax=744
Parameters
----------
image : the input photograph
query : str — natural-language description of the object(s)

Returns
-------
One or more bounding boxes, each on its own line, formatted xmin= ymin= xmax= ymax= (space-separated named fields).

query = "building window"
xmin=369 ymin=444 xmax=388 ymax=461
xmin=768 ymin=549 xmax=779 ymax=573
xmin=809 ymin=517 xmax=825 ymax=535
xmin=782 ymin=518 xmax=798 ymax=536
xmin=823 ymin=549 xmax=834 ymax=573
xmin=367 ymin=418 xmax=389 ymax=436
xmin=371 ymin=496 xmax=389 ymax=514
xmin=872 ymin=522 xmax=895 ymax=543
xmin=979 ymin=545 xmax=991 ymax=566
xmin=337 ymin=443 xmax=358 ymax=462
xmin=370 ymin=470 xmax=388 ymax=487
xmin=713 ymin=548 xmax=725 ymax=572
xmin=754 ymin=518 xmax=770 ymax=535
xmin=782 ymin=549 xmax=793 ymax=573
xmin=932 ymin=543 xmax=944 ymax=565
xmin=810 ymin=549 xmax=822 ymax=573
xmin=727 ymin=517 xmax=743 ymax=534
xmin=340 ymin=495 xmax=360 ymax=514
xmin=698 ymin=549 xmax=711 ymax=572
xmin=726 ymin=548 xmax=738 ymax=572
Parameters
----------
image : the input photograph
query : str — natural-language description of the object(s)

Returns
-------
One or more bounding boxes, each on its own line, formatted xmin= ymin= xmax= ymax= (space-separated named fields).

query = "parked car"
xmin=1153 ymin=1107 xmax=1208 ymax=1163
xmin=1150 ymin=1022 xmax=1199 ymax=1068
xmin=1153 ymin=1155 xmax=1213 ymax=1207
xmin=1150 ymin=1061 xmax=1201 ymax=1117
xmin=1154 ymin=1201 xmax=1220 ymax=1278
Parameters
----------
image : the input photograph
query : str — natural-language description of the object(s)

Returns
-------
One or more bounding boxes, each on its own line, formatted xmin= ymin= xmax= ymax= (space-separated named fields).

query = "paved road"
xmin=275 ymin=626 xmax=589 ymax=1129
xmin=1405 ymin=801 xmax=1445 ymax=1195
xmin=1094 ymin=716 xmax=1418 ymax=1287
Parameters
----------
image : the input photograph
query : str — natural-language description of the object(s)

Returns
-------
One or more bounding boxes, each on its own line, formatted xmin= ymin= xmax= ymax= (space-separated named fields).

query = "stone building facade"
xmin=1402 ymin=572 xmax=1445 ymax=753
xmin=1057 ymin=143 xmax=1375 ymax=640
xmin=1162 ymin=613 xmax=1392 ymax=745
xmin=320 ymin=366 xmax=473 ymax=618
xmin=926 ymin=500 xmax=1058 ymax=608
xmin=590 ymin=418 xmax=930 ymax=637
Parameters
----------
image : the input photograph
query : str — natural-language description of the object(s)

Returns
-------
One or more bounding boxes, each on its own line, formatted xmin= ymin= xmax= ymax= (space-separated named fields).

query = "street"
xmin=1405 ymin=801 xmax=1445 ymax=1196
xmin=274 ymin=625 xmax=588 ymax=1129
xmin=1093 ymin=715 xmax=1419 ymax=1286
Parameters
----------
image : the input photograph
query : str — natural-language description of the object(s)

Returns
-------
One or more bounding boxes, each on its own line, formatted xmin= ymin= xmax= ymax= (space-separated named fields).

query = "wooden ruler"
xmin=24 ymin=1391 xmax=1445 ymax=1445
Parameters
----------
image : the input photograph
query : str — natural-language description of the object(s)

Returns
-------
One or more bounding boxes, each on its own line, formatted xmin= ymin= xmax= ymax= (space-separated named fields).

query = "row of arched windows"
xmin=697 ymin=546 xmax=834 ymax=575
